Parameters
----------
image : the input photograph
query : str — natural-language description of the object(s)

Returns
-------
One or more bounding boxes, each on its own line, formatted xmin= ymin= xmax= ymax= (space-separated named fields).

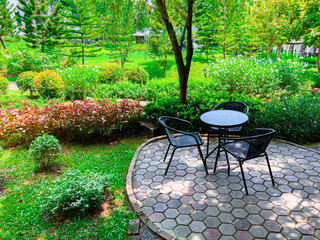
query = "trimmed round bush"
xmin=126 ymin=67 xmax=149 ymax=84
xmin=34 ymin=70 xmax=65 ymax=98
xmin=0 ymin=76 xmax=9 ymax=95
xmin=16 ymin=71 xmax=38 ymax=97
xmin=29 ymin=134 xmax=61 ymax=167
xmin=99 ymin=65 xmax=125 ymax=83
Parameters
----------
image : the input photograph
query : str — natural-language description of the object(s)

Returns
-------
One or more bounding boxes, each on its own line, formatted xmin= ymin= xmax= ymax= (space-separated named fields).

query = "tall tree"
xmin=154 ymin=0 xmax=195 ymax=104
xmin=250 ymin=0 xmax=293 ymax=58
xmin=16 ymin=0 xmax=64 ymax=52
xmin=0 ymin=0 xmax=14 ymax=54
xmin=291 ymin=0 xmax=320 ymax=72
xmin=195 ymin=0 xmax=217 ymax=62
xmin=62 ymin=0 xmax=101 ymax=65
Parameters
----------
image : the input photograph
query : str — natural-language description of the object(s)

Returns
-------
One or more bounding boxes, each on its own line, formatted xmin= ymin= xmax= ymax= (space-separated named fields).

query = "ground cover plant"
xmin=0 ymin=136 xmax=145 ymax=239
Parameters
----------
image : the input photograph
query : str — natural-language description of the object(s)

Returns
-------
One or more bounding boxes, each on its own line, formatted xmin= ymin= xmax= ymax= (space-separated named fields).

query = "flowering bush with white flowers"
xmin=208 ymin=58 xmax=312 ymax=98
xmin=59 ymin=66 xmax=99 ymax=100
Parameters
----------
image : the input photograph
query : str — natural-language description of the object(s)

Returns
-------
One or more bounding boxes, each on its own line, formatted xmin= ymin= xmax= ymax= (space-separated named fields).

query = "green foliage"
xmin=29 ymin=134 xmax=61 ymax=167
xmin=99 ymin=65 xmax=125 ymax=83
xmin=302 ymin=70 xmax=320 ymax=88
xmin=62 ymin=0 xmax=102 ymax=65
xmin=0 ymin=99 xmax=143 ymax=147
xmin=0 ymin=76 xmax=9 ymax=95
xmin=34 ymin=70 xmax=65 ymax=99
xmin=126 ymin=67 xmax=149 ymax=84
xmin=143 ymin=92 xmax=264 ymax=131
xmin=59 ymin=66 xmax=99 ymax=100
xmin=7 ymin=49 xmax=64 ymax=75
xmin=208 ymin=58 xmax=312 ymax=98
xmin=41 ymin=170 xmax=110 ymax=219
xmin=62 ymin=56 xmax=78 ymax=68
xmin=254 ymin=94 xmax=320 ymax=143
xmin=0 ymin=0 xmax=14 ymax=54
xmin=0 ymin=138 xmax=141 ymax=239
xmin=16 ymin=71 xmax=38 ymax=96
xmin=15 ymin=0 xmax=64 ymax=51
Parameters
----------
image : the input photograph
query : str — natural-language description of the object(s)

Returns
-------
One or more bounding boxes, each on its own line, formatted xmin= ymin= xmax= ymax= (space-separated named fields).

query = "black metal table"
xmin=200 ymin=110 xmax=249 ymax=173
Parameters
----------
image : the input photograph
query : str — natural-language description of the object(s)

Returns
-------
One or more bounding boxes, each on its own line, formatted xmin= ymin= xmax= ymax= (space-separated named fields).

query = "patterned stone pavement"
xmin=131 ymin=138 xmax=320 ymax=240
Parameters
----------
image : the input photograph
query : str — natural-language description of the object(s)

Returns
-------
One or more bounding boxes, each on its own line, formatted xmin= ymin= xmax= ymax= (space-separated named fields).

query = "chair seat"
xmin=221 ymin=140 xmax=250 ymax=159
xmin=172 ymin=133 xmax=204 ymax=147
xmin=209 ymin=126 xmax=242 ymax=133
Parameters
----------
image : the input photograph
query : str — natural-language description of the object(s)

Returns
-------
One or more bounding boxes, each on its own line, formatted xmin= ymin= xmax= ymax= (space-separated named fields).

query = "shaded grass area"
xmin=0 ymin=136 xmax=146 ymax=239
xmin=0 ymin=90 xmax=60 ymax=109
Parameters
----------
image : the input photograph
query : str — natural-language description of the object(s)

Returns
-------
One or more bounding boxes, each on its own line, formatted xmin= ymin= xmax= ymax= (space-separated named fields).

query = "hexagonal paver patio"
xmin=129 ymin=137 xmax=320 ymax=239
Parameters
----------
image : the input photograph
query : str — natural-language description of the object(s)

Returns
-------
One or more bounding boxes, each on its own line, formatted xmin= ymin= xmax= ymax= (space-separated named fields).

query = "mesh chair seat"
xmin=172 ymin=133 xmax=204 ymax=148
xmin=218 ymin=128 xmax=276 ymax=195
xmin=158 ymin=116 xmax=208 ymax=175
xmin=222 ymin=140 xmax=250 ymax=160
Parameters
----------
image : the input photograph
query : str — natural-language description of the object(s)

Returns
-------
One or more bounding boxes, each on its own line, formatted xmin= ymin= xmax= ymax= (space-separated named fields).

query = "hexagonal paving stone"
xmin=203 ymin=229 xmax=221 ymax=240
xmin=249 ymin=225 xmax=268 ymax=238
xmin=149 ymin=213 xmax=165 ymax=223
xmin=235 ymin=231 xmax=253 ymax=240
xmin=176 ymin=214 xmax=192 ymax=225
xmin=153 ymin=203 xmax=167 ymax=212
xmin=164 ymin=208 xmax=179 ymax=219
xmin=263 ymin=220 xmax=282 ymax=232
xmin=190 ymin=221 xmax=207 ymax=233
xmin=233 ymin=219 xmax=251 ymax=230
xmin=218 ymin=223 xmax=236 ymax=235
xmin=161 ymin=219 xmax=177 ymax=230
xmin=192 ymin=201 xmax=207 ymax=210
xmin=296 ymin=223 xmax=315 ymax=235
xmin=191 ymin=211 xmax=207 ymax=221
xmin=204 ymin=217 xmax=221 ymax=228
xmin=174 ymin=225 xmax=191 ymax=237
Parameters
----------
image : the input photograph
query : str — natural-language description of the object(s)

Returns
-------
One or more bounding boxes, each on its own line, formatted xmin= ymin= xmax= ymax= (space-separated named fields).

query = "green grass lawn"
xmin=0 ymin=136 xmax=146 ymax=239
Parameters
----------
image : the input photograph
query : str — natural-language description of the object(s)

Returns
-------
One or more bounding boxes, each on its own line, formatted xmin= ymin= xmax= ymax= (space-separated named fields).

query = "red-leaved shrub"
xmin=0 ymin=99 xmax=142 ymax=147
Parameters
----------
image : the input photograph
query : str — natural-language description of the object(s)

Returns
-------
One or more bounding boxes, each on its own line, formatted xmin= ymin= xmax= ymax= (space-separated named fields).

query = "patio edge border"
xmin=126 ymin=135 xmax=320 ymax=240
xmin=126 ymin=135 xmax=175 ymax=240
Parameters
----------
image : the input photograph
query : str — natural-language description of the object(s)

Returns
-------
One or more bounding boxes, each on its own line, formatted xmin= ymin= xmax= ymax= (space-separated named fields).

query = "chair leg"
xmin=265 ymin=153 xmax=275 ymax=186
xmin=165 ymin=148 xmax=177 ymax=175
xmin=239 ymin=160 xmax=249 ymax=195
xmin=207 ymin=132 xmax=210 ymax=156
xmin=163 ymin=144 xmax=171 ymax=162
xmin=197 ymin=145 xmax=208 ymax=175
xmin=213 ymin=146 xmax=220 ymax=173
xmin=225 ymin=150 xmax=230 ymax=176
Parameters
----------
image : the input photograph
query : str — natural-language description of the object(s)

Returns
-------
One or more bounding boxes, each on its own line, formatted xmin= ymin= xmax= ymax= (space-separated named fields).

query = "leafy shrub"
xmin=253 ymin=94 xmax=320 ymax=143
xmin=299 ymin=57 xmax=317 ymax=64
xmin=7 ymin=50 xmax=64 ymax=75
xmin=62 ymin=56 xmax=78 ymax=68
xmin=41 ymin=170 xmax=111 ymax=219
xmin=302 ymin=70 xmax=320 ymax=88
xmin=143 ymin=92 xmax=264 ymax=131
xmin=99 ymin=65 xmax=125 ymax=83
xmin=16 ymin=71 xmax=38 ymax=97
xmin=29 ymin=134 xmax=61 ymax=167
xmin=34 ymin=70 xmax=65 ymax=99
xmin=0 ymin=76 xmax=9 ymax=95
xmin=59 ymin=66 xmax=99 ymax=100
xmin=126 ymin=67 xmax=149 ymax=84
xmin=208 ymin=58 xmax=312 ymax=98
xmin=0 ymin=99 xmax=143 ymax=147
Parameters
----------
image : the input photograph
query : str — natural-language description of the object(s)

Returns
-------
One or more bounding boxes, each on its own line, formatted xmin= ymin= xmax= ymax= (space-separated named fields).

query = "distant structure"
xmin=273 ymin=40 xmax=319 ymax=58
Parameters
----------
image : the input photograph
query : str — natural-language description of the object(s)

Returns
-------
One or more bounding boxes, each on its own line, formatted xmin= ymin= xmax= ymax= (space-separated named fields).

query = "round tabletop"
xmin=200 ymin=110 xmax=249 ymax=128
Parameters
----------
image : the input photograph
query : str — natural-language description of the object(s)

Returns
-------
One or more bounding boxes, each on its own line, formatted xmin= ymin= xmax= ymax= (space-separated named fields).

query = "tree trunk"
xmin=267 ymin=40 xmax=274 ymax=58
xmin=276 ymin=42 xmax=284 ymax=59
xmin=81 ymin=38 xmax=85 ymax=66
xmin=317 ymin=50 xmax=320 ymax=73
xmin=164 ymin=53 xmax=167 ymax=73
xmin=155 ymin=0 xmax=194 ymax=104
xmin=0 ymin=36 xmax=10 ymax=55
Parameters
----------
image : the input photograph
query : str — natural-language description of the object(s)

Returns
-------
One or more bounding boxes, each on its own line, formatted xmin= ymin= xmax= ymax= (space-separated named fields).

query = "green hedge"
xmin=144 ymin=93 xmax=320 ymax=144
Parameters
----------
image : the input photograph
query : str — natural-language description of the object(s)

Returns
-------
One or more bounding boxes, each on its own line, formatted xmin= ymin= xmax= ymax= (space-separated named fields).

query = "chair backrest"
xmin=158 ymin=116 xmax=179 ymax=145
xmin=213 ymin=101 xmax=249 ymax=114
xmin=246 ymin=129 xmax=275 ymax=159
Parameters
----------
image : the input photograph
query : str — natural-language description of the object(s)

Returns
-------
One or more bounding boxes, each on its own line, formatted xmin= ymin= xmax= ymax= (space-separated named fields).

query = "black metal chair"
xmin=158 ymin=116 xmax=208 ymax=175
xmin=220 ymin=128 xmax=275 ymax=195
xmin=207 ymin=101 xmax=249 ymax=155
